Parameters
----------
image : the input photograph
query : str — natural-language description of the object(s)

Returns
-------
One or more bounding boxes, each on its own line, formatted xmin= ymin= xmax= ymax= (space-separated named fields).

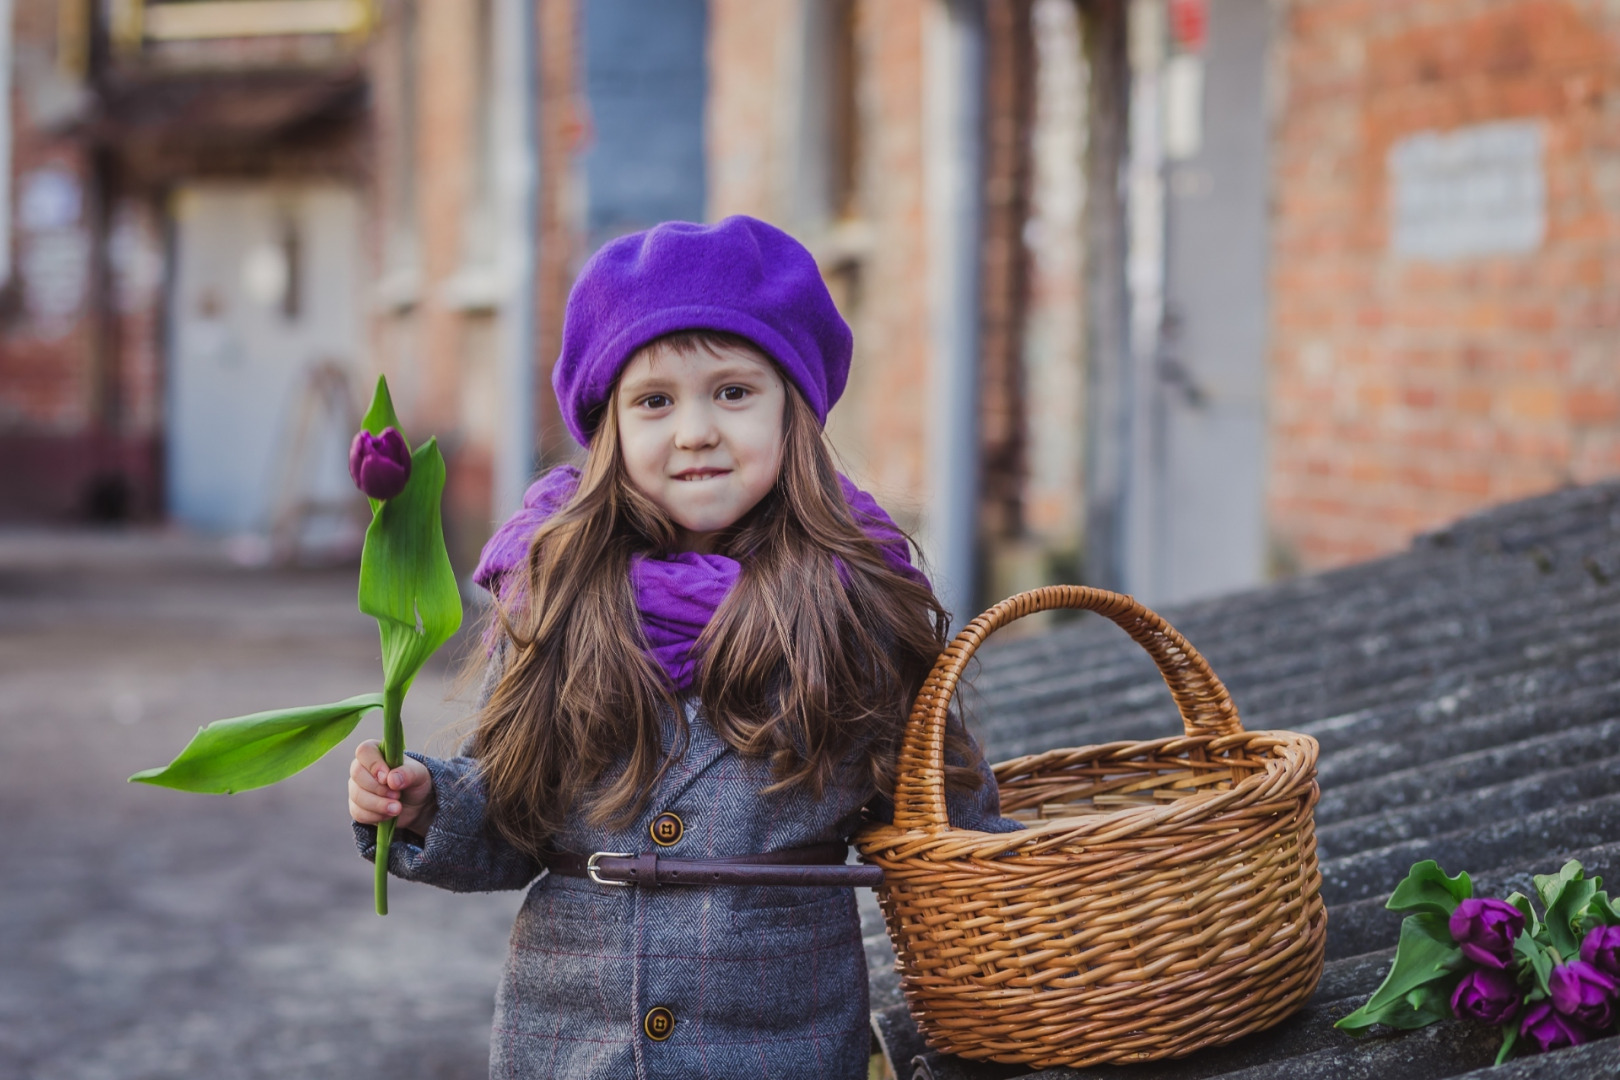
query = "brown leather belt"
xmin=543 ymin=843 xmax=884 ymax=888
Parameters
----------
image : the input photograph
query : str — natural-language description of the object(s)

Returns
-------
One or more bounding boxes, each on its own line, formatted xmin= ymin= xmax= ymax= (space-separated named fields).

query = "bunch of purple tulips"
xmin=1337 ymin=859 xmax=1619 ymax=1063
xmin=1450 ymin=899 xmax=1620 ymax=1052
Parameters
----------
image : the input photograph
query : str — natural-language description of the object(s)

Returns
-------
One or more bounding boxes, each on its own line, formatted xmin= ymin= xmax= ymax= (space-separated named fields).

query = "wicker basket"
xmin=857 ymin=586 xmax=1325 ymax=1069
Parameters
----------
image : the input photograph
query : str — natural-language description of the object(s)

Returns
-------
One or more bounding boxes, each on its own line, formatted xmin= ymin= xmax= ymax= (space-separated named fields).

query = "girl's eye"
xmin=641 ymin=394 xmax=672 ymax=409
xmin=719 ymin=386 xmax=749 ymax=402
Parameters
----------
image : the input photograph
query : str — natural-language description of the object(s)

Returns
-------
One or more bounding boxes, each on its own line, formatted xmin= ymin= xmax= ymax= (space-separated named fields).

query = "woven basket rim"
xmin=858 ymin=728 xmax=1319 ymax=858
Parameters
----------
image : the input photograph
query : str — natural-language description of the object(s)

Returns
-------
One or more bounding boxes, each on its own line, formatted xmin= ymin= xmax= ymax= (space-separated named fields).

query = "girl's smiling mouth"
xmin=673 ymin=468 xmax=731 ymax=481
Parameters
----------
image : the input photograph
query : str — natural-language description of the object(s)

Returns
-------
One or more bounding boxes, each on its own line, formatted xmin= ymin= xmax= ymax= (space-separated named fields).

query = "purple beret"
xmin=551 ymin=215 xmax=853 ymax=446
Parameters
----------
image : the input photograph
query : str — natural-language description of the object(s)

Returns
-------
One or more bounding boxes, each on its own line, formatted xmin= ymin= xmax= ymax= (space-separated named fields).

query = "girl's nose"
xmin=671 ymin=402 xmax=721 ymax=450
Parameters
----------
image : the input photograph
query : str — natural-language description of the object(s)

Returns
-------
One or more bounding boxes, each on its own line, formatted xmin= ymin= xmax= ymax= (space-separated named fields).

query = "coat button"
xmin=644 ymin=1005 xmax=675 ymax=1041
xmin=649 ymin=811 xmax=684 ymax=847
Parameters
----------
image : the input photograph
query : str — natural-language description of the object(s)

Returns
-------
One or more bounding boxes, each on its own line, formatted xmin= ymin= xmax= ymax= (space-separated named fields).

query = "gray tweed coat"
xmin=356 ymin=692 xmax=1017 ymax=1080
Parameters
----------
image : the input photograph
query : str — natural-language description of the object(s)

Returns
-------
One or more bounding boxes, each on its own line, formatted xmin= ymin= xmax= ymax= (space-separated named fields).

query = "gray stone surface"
xmin=874 ymin=481 xmax=1620 ymax=1078
xmin=12 ymin=478 xmax=1620 ymax=1080
xmin=1450 ymin=1036 xmax=1620 ymax=1079
xmin=0 ymin=529 xmax=522 ymax=1079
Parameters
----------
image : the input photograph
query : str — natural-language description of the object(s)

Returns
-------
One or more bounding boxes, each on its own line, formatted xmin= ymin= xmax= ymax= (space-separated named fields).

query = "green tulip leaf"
xmin=1335 ymin=912 xmax=1463 ymax=1033
xmin=358 ymin=437 xmax=463 ymax=694
xmin=1537 ymin=861 xmax=1597 ymax=959
xmin=1495 ymin=1022 xmax=1520 ymax=1066
xmin=1505 ymin=891 xmax=1543 ymax=937
xmin=1515 ymin=931 xmax=1555 ymax=997
xmin=358 ymin=376 xmax=410 ymax=517
xmin=1582 ymin=890 xmax=1619 ymax=929
xmin=1386 ymin=859 xmax=1473 ymax=917
xmin=360 ymin=374 xmax=404 ymax=437
xmin=1534 ymin=860 xmax=1582 ymax=908
xmin=1392 ymin=983 xmax=1455 ymax=1030
xmin=128 ymin=693 xmax=385 ymax=794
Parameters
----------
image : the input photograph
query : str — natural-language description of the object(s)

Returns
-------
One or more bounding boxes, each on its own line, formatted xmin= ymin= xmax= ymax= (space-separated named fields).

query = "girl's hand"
xmin=348 ymin=740 xmax=436 ymax=835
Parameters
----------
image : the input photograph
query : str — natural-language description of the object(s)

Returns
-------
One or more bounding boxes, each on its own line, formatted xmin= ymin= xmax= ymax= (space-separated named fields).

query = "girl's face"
xmin=614 ymin=339 xmax=787 ymax=554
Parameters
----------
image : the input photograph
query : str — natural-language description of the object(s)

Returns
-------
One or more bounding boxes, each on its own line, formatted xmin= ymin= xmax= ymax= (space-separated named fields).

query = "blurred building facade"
xmin=1 ymin=0 xmax=1616 ymax=614
xmin=708 ymin=0 xmax=1620 ymax=609
xmin=1268 ymin=0 xmax=1620 ymax=570
xmin=0 ymin=0 xmax=376 ymax=547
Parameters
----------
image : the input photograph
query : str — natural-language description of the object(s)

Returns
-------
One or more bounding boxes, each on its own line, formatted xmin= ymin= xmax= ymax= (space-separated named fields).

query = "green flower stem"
xmin=375 ymin=684 xmax=406 ymax=916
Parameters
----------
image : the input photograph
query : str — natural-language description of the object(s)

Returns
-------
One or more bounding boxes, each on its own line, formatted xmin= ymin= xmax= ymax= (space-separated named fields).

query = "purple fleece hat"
xmin=551 ymin=215 xmax=853 ymax=445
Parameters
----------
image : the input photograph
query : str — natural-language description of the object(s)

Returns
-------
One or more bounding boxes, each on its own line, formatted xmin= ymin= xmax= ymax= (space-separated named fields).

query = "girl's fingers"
xmin=348 ymin=778 xmax=402 ymax=821
xmin=355 ymin=740 xmax=402 ymax=789
xmin=350 ymin=755 xmax=390 ymax=795
xmin=353 ymin=739 xmax=425 ymax=793
xmin=354 ymin=739 xmax=385 ymax=771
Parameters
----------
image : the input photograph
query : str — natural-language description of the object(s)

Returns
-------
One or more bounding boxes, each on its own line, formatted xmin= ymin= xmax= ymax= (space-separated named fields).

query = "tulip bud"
xmin=1549 ymin=959 xmax=1617 ymax=1031
xmin=1581 ymin=924 xmax=1620 ymax=980
xmin=1448 ymin=898 xmax=1525 ymax=969
xmin=1450 ymin=966 xmax=1521 ymax=1026
xmin=349 ymin=427 xmax=411 ymax=500
xmin=1520 ymin=1000 xmax=1590 ymax=1053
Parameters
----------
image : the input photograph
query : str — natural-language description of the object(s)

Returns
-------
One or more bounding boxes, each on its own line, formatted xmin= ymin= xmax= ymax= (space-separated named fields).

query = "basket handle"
xmin=890 ymin=585 xmax=1242 ymax=831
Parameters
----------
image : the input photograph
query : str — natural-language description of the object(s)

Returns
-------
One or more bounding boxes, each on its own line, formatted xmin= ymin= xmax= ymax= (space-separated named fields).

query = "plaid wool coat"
xmin=358 ymin=683 xmax=1010 ymax=1080
xmin=356 ymin=691 xmax=1017 ymax=1080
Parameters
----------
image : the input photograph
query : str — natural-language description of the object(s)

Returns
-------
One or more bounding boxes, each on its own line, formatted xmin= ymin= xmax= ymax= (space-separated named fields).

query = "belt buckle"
xmin=586 ymin=851 xmax=635 ymax=887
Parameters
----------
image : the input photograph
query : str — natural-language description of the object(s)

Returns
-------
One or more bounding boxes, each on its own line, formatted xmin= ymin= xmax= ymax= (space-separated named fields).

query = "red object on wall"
xmin=1170 ymin=0 xmax=1207 ymax=52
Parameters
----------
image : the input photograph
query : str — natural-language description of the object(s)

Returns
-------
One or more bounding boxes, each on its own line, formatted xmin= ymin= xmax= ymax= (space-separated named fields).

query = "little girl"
xmin=347 ymin=216 xmax=1017 ymax=1080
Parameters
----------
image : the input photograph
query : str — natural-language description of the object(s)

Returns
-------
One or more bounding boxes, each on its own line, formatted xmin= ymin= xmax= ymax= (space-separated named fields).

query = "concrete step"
xmin=1316 ymin=716 xmax=1620 ymax=823
xmin=1319 ymin=793 xmax=1620 ymax=907
xmin=1317 ymin=754 xmax=1620 ymax=859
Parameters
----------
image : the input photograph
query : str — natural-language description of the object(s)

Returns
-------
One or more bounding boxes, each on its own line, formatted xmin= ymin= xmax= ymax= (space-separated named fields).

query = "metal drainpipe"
xmin=0 ymin=0 xmax=12 ymax=289
xmin=494 ymin=0 xmax=540 ymax=520
xmin=1122 ymin=0 xmax=1169 ymax=602
xmin=925 ymin=0 xmax=986 ymax=633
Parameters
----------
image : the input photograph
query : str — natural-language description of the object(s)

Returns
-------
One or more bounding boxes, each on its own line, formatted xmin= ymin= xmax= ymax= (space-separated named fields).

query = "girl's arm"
xmin=942 ymin=721 xmax=1024 ymax=834
xmin=350 ymin=636 xmax=543 ymax=891
xmin=352 ymin=744 xmax=541 ymax=892
xmin=350 ymin=738 xmax=435 ymax=835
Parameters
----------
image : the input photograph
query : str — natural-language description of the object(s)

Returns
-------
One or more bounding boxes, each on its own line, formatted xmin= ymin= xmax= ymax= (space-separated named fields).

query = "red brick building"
xmin=4 ymin=0 xmax=1616 ymax=612
xmin=1 ymin=0 xmax=136 ymax=521
xmin=0 ymin=0 xmax=375 ymax=535
xmin=0 ymin=0 xmax=545 ymax=576
xmin=1268 ymin=0 xmax=1620 ymax=569
xmin=709 ymin=0 xmax=1620 ymax=608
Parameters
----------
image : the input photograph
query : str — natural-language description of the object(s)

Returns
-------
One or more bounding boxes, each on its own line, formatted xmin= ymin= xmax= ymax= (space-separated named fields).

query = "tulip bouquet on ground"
xmin=1336 ymin=858 xmax=1620 ymax=1062
xmin=130 ymin=376 xmax=461 ymax=915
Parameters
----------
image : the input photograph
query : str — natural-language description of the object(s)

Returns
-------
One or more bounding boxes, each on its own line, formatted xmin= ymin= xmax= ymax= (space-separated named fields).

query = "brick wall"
xmin=708 ymin=0 xmax=937 ymax=533
xmin=843 ymin=0 xmax=934 ymax=524
xmin=364 ymin=0 xmax=516 ymax=571
xmin=535 ymin=0 xmax=583 ymax=468
xmin=706 ymin=0 xmax=792 ymax=222
xmin=1269 ymin=0 xmax=1620 ymax=570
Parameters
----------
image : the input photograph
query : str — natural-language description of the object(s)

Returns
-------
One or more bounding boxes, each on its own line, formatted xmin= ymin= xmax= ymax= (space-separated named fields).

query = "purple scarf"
xmin=472 ymin=466 xmax=925 ymax=690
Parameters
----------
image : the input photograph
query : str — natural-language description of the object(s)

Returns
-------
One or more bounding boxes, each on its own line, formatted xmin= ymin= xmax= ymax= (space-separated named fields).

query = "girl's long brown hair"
xmin=472 ymin=333 xmax=982 ymax=855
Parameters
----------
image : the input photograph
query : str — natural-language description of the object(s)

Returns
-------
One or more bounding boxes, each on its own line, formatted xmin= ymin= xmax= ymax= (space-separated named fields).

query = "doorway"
xmin=165 ymin=185 xmax=364 ymax=544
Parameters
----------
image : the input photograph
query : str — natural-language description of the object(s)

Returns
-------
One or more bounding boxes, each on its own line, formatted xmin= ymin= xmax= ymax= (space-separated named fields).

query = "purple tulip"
xmin=1520 ymin=1000 xmax=1590 ymax=1053
xmin=349 ymin=427 xmax=411 ymax=500
xmin=1581 ymin=924 xmax=1620 ymax=979
xmin=1450 ymin=966 xmax=1522 ymax=1026
xmin=1548 ymin=959 xmax=1617 ymax=1031
xmin=1449 ymin=898 xmax=1526 ymax=969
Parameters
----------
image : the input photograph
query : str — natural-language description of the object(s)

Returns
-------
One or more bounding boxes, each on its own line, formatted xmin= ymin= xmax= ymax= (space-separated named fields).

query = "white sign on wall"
xmin=1389 ymin=119 xmax=1545 ymax=261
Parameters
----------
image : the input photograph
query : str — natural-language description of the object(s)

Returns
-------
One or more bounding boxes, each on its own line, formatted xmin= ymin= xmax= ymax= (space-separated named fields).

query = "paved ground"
xmin=0 ymin=528 xmax=524 ymax=1080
